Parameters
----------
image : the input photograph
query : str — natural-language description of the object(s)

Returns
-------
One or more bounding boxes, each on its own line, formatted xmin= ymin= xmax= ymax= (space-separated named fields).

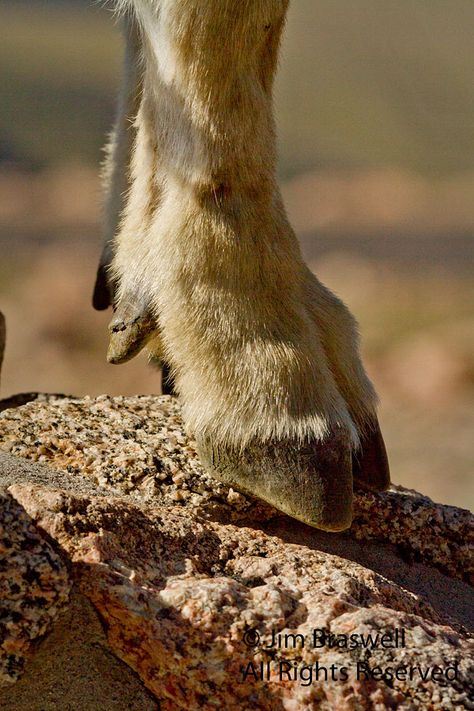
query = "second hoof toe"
xmin=352 ymin=418 xmax=390 ymax=492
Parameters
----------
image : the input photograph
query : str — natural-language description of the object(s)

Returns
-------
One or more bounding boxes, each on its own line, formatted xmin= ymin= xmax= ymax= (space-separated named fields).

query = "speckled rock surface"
xmin=0 ymin=592 xmax=160 ymax=711
xmin=1 ymin=395 xmax=472 ymax=582
xmin=0 ymin=489 xmax=70 ymax=687
xmin=0 ymin=394 xmax=272 ymax=521
xmin=1 ymin=395 xmax=473 ymax=710
xmin=5 ymin=482 xmax=474 ymax=711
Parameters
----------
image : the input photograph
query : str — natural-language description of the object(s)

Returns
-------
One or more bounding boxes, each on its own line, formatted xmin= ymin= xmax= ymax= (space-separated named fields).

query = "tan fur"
xmin=106 ymin=1 xmax=378 ymax=451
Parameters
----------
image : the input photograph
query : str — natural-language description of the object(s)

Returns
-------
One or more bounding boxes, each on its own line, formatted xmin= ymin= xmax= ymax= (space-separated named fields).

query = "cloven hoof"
xmin=196 ymin=427 xmax=354 ymax=532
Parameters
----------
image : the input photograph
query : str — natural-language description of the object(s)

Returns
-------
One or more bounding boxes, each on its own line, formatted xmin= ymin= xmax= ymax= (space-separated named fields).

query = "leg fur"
xmin=107 ymin=90 xmax=164 ymax=364
xmin=93 ymin=15 xmax=142 ymax=311
xmin=104 ymin=0 xmax=390 ymax=528
xmin=93 ymin=15 xmax=168 ymax=367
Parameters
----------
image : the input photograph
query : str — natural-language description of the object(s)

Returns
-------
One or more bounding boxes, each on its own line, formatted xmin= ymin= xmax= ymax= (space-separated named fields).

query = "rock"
xmin=0 ymin=591 xmax=159 ymax=711
xmin=0 ymin=489 xmax=70 ymax=687
xmin=0 ymin=395 xmax=473 ymax=710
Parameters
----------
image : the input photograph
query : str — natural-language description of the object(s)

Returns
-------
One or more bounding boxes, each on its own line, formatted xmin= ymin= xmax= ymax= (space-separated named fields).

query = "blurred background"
xmin=1 ymin=0 xmax=473 ymax=510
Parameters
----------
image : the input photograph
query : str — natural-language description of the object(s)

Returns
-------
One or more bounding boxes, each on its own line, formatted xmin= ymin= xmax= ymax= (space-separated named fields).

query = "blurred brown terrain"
xmin=1 ymin=1 xmax=473 ymax=511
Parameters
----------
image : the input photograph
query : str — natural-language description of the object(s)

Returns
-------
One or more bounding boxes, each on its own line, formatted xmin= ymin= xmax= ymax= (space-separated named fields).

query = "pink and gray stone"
xmin=0 ymin=395 xmax=473 ymax=710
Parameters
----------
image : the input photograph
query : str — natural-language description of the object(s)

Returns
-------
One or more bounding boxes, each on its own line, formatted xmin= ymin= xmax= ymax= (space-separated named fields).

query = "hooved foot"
xmin=196 ymin=428 xmax=354 ymax=531
xmin=107 ymin=300 xmax=156 ymax=364
xmin=352 ymin=417 xmax=391 ymax=492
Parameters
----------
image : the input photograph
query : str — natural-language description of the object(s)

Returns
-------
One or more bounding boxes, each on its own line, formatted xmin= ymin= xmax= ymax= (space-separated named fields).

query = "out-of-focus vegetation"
xmin=0 ymin=0 xmax=473 ymax=511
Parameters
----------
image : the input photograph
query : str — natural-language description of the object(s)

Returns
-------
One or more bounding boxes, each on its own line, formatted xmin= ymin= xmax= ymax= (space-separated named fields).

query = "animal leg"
xmin=107 ymin=90 xmax=163 ymax=365
xmin=114 ymin=0 xmax=388 ymax=528
xmin=92 ymin=17 xmax=168 ymax=373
